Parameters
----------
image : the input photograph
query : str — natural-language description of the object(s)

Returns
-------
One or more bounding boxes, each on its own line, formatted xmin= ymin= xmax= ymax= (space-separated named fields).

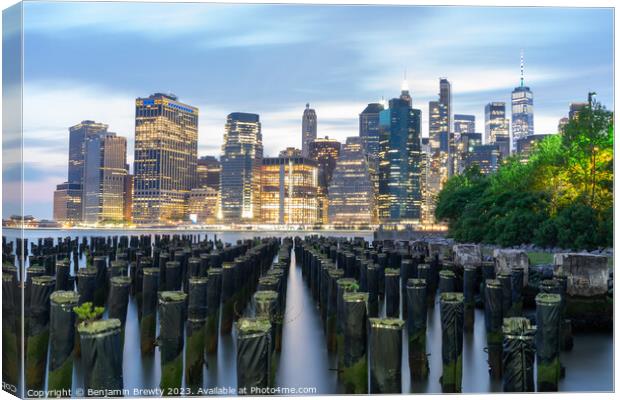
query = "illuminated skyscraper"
xmin=377 ymin=94 xmax=422 ymax=223
xmin=328 ymin=137 xmax=375 ymax=226
xmin=260 ymin=155 xmax=318 ymax=225
xmin=82 ymin=132 xmax=127 ymax=224
xmin=511 ymin=52 xmax=534 ymax=153
xmin=132 ymin=93 xmax=199 ymax=225
xmin=301 ymin=103 xmax=317 ymax=158
xmin=359 ymin=103 xmax=385 ymax=159
xmin=454 ymin=114 xmax=475 ymax=135
xmin=220 ymin=112 xmax=263 ymax=223
xmin=427 ymin=79 xmax=452 ymax=224
xmin=419 ymin=138 xmax=432 ymax=225
xmin=68 ymin=120 xmax=109 ymax=185
xmin=485 ymin=102 xmax=510 ymax=158
xmin=456 ymin=132 xmax=482 ymax=174
xmin=463 ymin=144 xmax=501 ymax=175
xmin=197 ymin=155 xmax=221 ymax=190
xmin=309 ymin=137 xmax=341 ymax=225
xmin=53 ymin=182 xmax=82 ymax=224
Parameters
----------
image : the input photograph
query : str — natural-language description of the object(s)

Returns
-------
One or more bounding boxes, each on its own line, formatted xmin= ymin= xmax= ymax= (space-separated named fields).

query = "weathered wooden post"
xmin=485 ymin=279 xmax=503 ymax=379
xmin=535 ymin=293 xmax=561 ymax=392
xmin=48 ymin=291 xmax=79 ymax=392
xmin=78 ymin=319 xmax=124 ymax=393
xmin=440 ymin=292 xmax=464 ymax=393
xmin=369 ymin=318 xmax=405 ymax=394
xmin=463 ymin=266 xmax=477 ymax=332
xmin=205 ymin=268 xmax=222 ymax=354
xmin=407 ymin=278 xmax=429 ymax=380
xmin=502 ymin=317 xmax=536 ymax=392
xmin=384 ymin=268 xmax=400 ymax=318
xmin=140 ymin=268 xmax=159 ymax=354
xmin=236 ymin=318 xmax=272 ymax=394
xmin=159 ymin=291 xmax=187 ymax=394
xmin=186 ymin=277 xmax=208 ymax=390
xmin=341 ymin=292 xmax=368 ymax=394
xmin=26 ymin=275 xmax=55 ymax=392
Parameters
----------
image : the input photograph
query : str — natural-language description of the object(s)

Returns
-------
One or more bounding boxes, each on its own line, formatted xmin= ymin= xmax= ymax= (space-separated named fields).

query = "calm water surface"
xmin=4 ymin=229 xmax=613 ymax=394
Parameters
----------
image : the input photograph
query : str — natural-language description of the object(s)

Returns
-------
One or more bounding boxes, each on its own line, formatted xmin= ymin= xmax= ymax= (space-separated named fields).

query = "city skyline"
xmin=11 ymin=3 xmax=614 ymax=219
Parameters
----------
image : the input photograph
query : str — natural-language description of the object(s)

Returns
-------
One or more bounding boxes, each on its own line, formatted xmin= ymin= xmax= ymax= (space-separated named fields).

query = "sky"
xmin=6 ymin=2 xmax=615 ymax=219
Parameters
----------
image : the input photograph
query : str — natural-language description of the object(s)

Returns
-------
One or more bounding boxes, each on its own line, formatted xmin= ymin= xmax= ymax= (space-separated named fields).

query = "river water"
xmin=3 ymin=229 xmax=613 ymax=394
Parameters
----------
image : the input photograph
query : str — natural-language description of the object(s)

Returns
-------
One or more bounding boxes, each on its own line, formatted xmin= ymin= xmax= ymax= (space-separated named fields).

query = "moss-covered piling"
xmin=440 ymin=292 xmax=464 ymax=393
xmin=368 ymin=318 xmax=405 ymax=394
xmin=48 ymin=291 xmax=79 ymax=392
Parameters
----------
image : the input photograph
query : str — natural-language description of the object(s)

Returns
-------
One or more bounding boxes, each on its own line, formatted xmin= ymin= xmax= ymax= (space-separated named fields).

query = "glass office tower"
xmin=327 ymin=137 xmax=375 ymax=226
xmin=220 ymin=112 xmax=263 ymax=223
xmin=377 ymin=96 xmax=422 ymax=223
xmin=132 ymin=93 xmax=198 ymax=225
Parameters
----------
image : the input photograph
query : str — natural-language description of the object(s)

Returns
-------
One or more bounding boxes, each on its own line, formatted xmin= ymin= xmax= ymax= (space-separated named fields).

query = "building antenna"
xmin=520 ymin=49 xmax=524 ymax=87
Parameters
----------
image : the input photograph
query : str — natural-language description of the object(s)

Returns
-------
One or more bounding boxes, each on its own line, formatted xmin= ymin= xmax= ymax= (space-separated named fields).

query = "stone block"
xmin=493 ymin=249 xmax=529 ymax=286
xmin=452 ymin=244 xmax=482 ymax=267
xmin=553 ymin=253 xmax=609 ymax=297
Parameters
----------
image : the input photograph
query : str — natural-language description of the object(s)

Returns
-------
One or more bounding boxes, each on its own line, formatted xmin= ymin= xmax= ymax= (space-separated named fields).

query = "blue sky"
xmin=10 ymin=2 xmax=615 ymax=219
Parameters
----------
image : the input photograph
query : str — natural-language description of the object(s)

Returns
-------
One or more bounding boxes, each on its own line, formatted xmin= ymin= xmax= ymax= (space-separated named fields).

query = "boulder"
xmin=553 ymin=253 xmax=609 ymax=297
xmin=452 ymin=244 xmax=482 ymax=267
xmin=493 ymin=249 xmax=529 ymax=286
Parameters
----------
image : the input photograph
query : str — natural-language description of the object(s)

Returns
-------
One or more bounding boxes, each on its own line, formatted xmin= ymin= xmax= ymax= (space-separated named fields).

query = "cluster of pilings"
xmin=1 ymin=233 xmax=280 ymax=397
xmin=235 ymin=238 xmax=293 ymax=395
xmin=290 ymin=237 xmax=595 ymax=394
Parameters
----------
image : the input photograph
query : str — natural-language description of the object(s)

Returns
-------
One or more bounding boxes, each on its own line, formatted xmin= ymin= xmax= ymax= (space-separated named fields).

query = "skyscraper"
xmin=454 ymin=114 xmax=476 ymax=135
xmin=309 ymin=137 xmax=341 ymax=225
xmin=328 ymin=137 xmax=375 ymax=226
xmin=456 ymin=132 xmax=482 ymax=174
xmin=511 ymin=52 xmax=534 ymax=153
xmin=427 ymin=78 xmax=452 ymax=225
xmin=82 ymin=132 xmax=127 ymax=223
xmin=485 ymin=102 xmax=510 ymax=158
xmin=359 ymin=102 xmax=385 ymax=212
xmin=301 ymin=103 xmax=317 ymax=158
xmin=377 ymin=93 xmax=422 ymax=223
xmin=68 ymin=120 xmax=109 ymax=185
xmin=260 ymin=155 xmax=318 ymax=225
xmin=197 ymin=155 xmax=221 ymax=190
xmin=133 ymin=93 xmax=199 ymax=225
xmin=359 ymin=102 xmax=385 ymax=160
xmin=462 ymin=144 xmax=501 ymax=175
xmin=220 ymin=112 xmax=263 ymax=223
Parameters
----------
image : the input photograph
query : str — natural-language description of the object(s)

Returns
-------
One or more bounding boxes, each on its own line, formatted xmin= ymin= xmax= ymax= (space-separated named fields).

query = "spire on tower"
xmin=401 ymin=68 xmax=409 ymax=92
xmin=520 ymin=49 xmax=524 ymax=87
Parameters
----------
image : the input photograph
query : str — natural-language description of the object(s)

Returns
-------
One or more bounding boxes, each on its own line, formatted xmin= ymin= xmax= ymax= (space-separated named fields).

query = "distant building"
xmin=456 ymin=132 xmax=483 ymax=174
xmin=197 ymin=156 xmax=221 ymax=190
xmin=124 ymin=174 xmax=133 ymax=223
xmin=463 ymin=144 xmax=501 ymax=175
xmin=359 ymin=102 xmax=385 ymax=210
xmin=187 ymin=187 xmax=218 ymax=224
xmin=133 ymin=93 xmax=198 ymax=225
xmin=558 ymin=117 xmax=569 ymax=133
xmin=511 ymin=53 xmax=534 ymax=152
xmin=454 ymin=114 xmax=475 ymax=135
xmin=485 ymin=102 xmax=510 ymax=158
xmin=68 ymin=120 xmax=109 ymax=185
xmin=419 ymin=138 xmax=432 ymax=225
xmin=301 ymin=104 xmax=317 ymax=158
xmin=260 ymin=156 xmax=318 ymax=225
xmin=516 ymin=134 xmax=552 ymax=160
xmin=82 ymin=132 xmax=128 ymax=224
xmin=359 ymin=103 xmax=385 ymax=160
xmin=378 ymin=92 xmax=422 ymax=223
xmin=53 ymin=182 xmax=82 ymax=224
xmin=220 ymin=112 xmax=263 ymax=223
xmin=279 ymin=147 xmax=303 ymax=158
xmin=328 ymin=137 xmax=375 ymax=226
xmin=569 ymin=102 xmax=588 ymax=120
xmin=308 ymin=137 xmax=341 ymax=225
